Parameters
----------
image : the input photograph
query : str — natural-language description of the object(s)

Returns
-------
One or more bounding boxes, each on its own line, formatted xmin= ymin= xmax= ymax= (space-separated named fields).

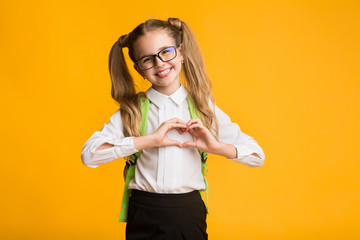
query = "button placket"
xmin=156 ymin=105 xmax=165 ymax=192
xmin=163 ymin=101 xmax=170 ymax=192
xmin=163 ymin=100 xmax=182 ymax=192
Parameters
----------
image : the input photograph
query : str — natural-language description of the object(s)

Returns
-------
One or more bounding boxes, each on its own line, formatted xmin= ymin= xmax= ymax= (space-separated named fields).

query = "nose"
xmin=154 ymin=55 xmax=165 ymax=68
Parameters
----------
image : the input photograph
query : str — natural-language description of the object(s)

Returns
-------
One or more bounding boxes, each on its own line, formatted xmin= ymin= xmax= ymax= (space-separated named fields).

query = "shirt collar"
xmin=146 ymin=85 xmax=188 ymax=108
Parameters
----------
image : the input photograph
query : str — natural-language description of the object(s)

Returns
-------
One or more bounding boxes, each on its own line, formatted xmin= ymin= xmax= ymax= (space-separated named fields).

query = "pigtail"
xmin=108 ymin=34 xmax=141 ymax=137
xmin=168 ymin=18 xmax=219 ymax=138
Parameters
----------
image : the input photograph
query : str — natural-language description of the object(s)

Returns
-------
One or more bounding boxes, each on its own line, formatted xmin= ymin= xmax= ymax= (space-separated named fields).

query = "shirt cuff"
xmin=229 ymin=144 xmax=252 ymax=160
xmin=228 ymin=144 xmax=265 ymax=167
xmin=111 ymin=137 xmax=138 ymax=158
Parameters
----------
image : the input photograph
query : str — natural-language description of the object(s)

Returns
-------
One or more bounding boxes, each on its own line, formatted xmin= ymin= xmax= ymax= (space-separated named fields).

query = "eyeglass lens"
xmin=138 ymin=47 xmax=176 ymax=70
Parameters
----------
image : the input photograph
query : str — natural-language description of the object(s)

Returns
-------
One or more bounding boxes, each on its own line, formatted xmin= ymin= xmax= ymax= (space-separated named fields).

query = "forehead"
xmin=133 ymin=30 xmax=176 ymax=59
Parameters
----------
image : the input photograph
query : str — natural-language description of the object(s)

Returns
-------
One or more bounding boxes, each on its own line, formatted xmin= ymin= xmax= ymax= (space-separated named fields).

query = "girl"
xmin=81 ymin=17 xmax=265 ymax=240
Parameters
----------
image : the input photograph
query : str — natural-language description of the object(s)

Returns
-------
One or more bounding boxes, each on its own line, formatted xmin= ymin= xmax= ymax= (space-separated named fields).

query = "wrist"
xmin=213 ymin=142 xmax=237 ymax=159
xmin=133 ymin=134 xmax=157 ymax=151
xmin=148 ymin=133 xmax=159 ymax=147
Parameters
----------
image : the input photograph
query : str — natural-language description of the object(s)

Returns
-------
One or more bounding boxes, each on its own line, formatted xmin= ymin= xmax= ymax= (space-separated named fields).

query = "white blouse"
xmin=81 ymin=85 xmax=265 ymax=193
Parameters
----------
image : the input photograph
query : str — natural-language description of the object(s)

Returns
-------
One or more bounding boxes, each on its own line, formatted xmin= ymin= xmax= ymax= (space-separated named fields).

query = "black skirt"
xmin=126 ymin=189 xmax=208 ymax=240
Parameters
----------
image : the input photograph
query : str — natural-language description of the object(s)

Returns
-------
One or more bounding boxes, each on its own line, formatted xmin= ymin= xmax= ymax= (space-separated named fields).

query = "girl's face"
xmin=133 ymin=30 xmax=184 ymax=96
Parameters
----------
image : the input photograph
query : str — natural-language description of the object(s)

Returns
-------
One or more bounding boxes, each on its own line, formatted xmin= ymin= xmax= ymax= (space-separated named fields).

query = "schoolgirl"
xmin=81 ymin=17 xmax=265 ymax=240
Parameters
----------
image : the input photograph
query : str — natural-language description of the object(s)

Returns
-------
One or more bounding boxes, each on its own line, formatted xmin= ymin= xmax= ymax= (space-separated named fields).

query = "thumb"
xmin=166 ymin=139 xmax=183 ymax=148
xmin=181 ymin=141 xmax=197 ymax=148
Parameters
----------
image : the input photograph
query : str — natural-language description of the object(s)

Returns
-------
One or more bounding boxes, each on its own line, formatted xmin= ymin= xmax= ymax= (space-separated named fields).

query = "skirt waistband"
xmin=130 ymin=189 xmax=202 ymax=208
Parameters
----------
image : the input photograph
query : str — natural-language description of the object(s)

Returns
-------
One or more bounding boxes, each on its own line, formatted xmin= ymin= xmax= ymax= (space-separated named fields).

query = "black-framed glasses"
xmin=135 ymin=46 xmax=178 ymax=70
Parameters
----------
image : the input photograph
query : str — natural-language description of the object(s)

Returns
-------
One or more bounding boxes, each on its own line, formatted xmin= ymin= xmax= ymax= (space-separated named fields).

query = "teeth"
xmin=157 ymin=69 xmax=170 ymax=76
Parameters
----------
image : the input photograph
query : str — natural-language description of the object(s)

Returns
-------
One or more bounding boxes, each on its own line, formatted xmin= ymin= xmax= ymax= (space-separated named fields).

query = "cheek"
xmin=172 ymin=57 xmax=182 ymax=66
xmin=144 ymin=69 xmax=157 ymax=77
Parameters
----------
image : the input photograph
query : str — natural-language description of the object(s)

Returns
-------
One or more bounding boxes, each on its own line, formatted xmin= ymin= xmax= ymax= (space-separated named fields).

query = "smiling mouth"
xmin=156 ymin=68 xmax=171 ymax=77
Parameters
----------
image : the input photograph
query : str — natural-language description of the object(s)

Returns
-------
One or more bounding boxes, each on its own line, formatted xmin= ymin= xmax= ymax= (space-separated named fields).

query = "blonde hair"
xmin=108 ymin=18 xmax=218 ymax=138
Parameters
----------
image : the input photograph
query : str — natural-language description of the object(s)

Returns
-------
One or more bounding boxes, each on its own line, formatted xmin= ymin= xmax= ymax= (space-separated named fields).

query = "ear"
xmin=177 ymin=44 xmax=184 ymax=62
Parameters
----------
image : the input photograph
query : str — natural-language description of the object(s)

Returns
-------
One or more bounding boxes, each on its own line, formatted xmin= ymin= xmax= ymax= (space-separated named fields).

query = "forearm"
xmin=212 ymin=142 xmax=237 ymax=159
xmin=133 ymin=134 xmax=157 ymax=151
xmin=96 ymin=142 xmax=114 ymax=150
xmin=212 ymin=142 xmax=262 ymax=160
xmin=95 ymin=135 xmax=156 ymax=151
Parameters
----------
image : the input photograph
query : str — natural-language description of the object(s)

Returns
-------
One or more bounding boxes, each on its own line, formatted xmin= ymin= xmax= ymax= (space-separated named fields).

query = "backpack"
xmin=118 ymin=93 xmax=209 ymax=222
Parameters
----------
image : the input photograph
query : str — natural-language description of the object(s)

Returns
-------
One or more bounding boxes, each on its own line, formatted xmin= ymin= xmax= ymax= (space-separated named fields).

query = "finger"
xmin=177 ymin=127 xmax=188 ymax=134
xmin=187 ymin=129 xmax=199 ymax=137
xmin=186 ymin=118 xmax=202 ymax=126
xmin=187 ymin=128 xmax=195 ymax=136
xmin=165 ymin=139 xmax=182 ymax=148
xmin=165 ymin=123 xmax=188 ymax=131
xmin=187 ymin=123 xmax=204 ymax=130
xmin=167 ymin=118 xmax=186 ymax=124
xmin=160 ymin=119 xmax=186 ymax=129
xmin=187 ymin=127 xmax=204 ymax=138
xmin=182 ymin=141 xmax=197 ymax=148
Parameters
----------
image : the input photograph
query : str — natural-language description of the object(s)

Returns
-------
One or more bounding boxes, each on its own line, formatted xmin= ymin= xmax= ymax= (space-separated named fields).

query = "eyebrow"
xmin=137 ymin=45 xmax=174 ymax=60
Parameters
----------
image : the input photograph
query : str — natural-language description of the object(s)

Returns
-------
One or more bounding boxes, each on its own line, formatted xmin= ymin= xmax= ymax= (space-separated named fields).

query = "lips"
xmin=155 ymin=68 xmax=172 ymax=78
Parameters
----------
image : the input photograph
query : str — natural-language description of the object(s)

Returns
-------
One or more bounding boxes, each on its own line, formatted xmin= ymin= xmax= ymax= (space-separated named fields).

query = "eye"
xmin=140 ymin=57 xmax=152 ymax=63
xmin=160 ymin=47 xmax=174 ymax=55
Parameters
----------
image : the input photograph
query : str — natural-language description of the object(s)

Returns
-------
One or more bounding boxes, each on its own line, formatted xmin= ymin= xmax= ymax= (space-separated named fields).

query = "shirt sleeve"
xmin=214 ymin=104 xmax=265 ymax=167
xmin=81 ymin=109 xmax=138 ymax=168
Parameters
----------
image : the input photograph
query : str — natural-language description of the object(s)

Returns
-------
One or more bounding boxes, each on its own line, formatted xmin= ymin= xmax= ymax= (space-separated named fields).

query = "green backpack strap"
xmin=119 ymin=94 xmax=149 ymax=222
xmin=186 ymin=96 xmax=209 ymax=214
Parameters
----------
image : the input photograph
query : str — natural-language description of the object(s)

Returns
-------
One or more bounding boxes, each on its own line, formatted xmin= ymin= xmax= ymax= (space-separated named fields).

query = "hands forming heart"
xmin=151 ymin=118 xmax=220 ymax=154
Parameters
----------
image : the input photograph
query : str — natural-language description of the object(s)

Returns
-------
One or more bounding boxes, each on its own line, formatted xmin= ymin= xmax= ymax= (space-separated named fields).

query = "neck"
xmin=152 ymin=82 xmax=181 ymax=96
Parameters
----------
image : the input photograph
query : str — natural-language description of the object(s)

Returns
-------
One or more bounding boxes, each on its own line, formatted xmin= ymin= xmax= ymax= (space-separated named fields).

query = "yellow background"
xmin=1 ymin=0 xmax=359 ymax=239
